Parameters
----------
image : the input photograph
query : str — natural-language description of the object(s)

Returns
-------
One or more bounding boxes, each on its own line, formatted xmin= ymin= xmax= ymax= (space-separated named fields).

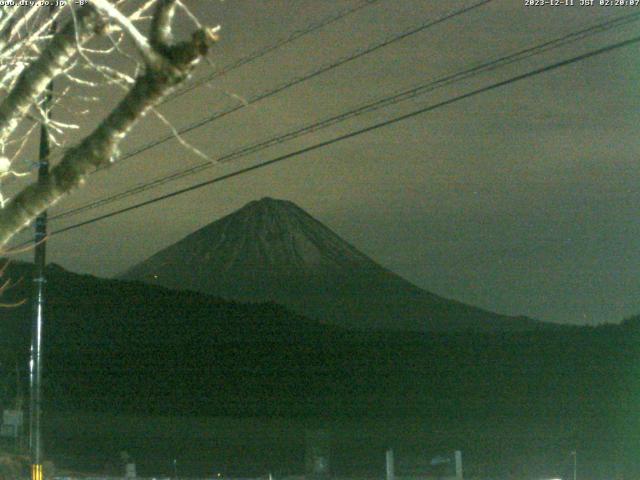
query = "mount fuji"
xmin=121 ymin=197 xmax=545 ymax=332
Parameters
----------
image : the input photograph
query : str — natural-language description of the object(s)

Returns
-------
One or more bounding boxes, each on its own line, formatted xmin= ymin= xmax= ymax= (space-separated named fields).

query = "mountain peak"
xmin=124 ymin=198 xmax=375 ymax=280
xmin=240 ymin=196 xmax=301 ymax=216
xmin=210 ymin=197 xmax=374 ymax=272
xmin=122 ymin=198 xmax=545 ymax=333
xmin=249 ymin=196 xmax=291 ymax=206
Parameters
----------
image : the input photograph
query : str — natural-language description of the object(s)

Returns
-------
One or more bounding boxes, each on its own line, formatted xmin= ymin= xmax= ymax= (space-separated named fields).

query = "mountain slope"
xmin=122 ymin=197 xmax=544 ymax=332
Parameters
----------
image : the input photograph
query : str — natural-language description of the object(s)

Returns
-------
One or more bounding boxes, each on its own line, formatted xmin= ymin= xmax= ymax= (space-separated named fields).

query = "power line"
xmin=34 ymin=33 xmax=640 ymax=243
xmin=50 ymin=10 xmax=640 ymax=221
xmin=13 ymin=0 xmax=386 ymax=205
xmin=97 ymin=0 xmax=493 ymax=174
xmin=162 ymin=0 xmax=384 ymax=105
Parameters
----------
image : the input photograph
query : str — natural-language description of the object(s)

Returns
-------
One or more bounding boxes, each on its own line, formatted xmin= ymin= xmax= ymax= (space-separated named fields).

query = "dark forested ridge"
xmin=0 ymin=261 xmax=636 ymax=418
xmin=0 ymin=261 xmax=637 ymax=478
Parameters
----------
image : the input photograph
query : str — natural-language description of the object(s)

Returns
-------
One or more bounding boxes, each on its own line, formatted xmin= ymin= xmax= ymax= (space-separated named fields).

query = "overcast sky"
xmin=9 ymin=0 xmax=640 ymax=326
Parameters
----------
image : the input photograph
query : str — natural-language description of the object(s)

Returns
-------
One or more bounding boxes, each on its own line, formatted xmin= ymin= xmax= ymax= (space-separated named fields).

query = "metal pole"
xmin=454 ymin=450 xmax=463 ymax=479
xmin=385 ymin=448 xmax=394 ymax=480
xmin=572 ymin=451 xmax=577 ymax=480
xmin=29 ymin=93 xmax=51 ymax=480
xmin=29 ymin=9 xmax=54 ymax=479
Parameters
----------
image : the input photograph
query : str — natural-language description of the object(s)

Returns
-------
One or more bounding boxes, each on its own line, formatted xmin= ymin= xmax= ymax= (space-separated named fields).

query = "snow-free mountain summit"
xmin=122 ymin=197 xmax=543 ymax=332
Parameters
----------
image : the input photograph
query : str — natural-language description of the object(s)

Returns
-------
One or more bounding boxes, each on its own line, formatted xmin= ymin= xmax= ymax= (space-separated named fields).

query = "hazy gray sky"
xmin=10 ymin=0 xmax=640 ymax=326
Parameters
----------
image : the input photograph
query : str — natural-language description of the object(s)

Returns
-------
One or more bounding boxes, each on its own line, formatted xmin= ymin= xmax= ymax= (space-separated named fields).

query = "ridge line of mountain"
xmin=121 ymin=197 xmax=554 ymax=333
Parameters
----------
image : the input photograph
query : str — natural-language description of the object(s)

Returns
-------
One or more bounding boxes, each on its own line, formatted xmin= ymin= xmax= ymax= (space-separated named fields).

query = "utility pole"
xmin=29 ymin=85 xmax=51 ymax=480
xmin=29 ymin=8 xmax=55 ymax=480
xmin=572 ymin=450 xmax=577 ymax=480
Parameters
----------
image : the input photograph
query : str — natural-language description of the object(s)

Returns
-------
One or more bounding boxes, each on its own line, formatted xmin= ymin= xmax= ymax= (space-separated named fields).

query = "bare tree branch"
xmin=0 ymin=5 xmax=103 ymax=149
xmin=150 ymin=0 xmax=177 ymax=50
xmin=0 ymin=0 xmax=219 ymax=248
xmin=90 ymin=0 xmax=164 ymax=68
